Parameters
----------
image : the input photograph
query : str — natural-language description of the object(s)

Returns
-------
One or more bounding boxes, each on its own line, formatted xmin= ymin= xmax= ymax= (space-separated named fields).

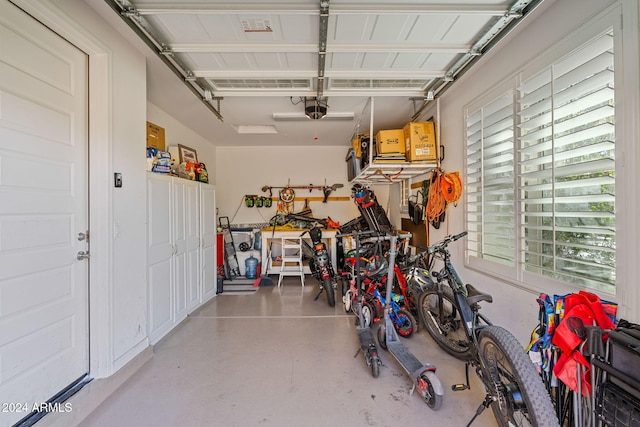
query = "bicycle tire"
xmin=478 ymin=325 xmax=559 ymax=427
xmin=394 ymin=309 xmax=416 ymax=338
xmin=343 ymin=289 xmax=353 ymax=313
xmin=323 ymin=279 xmax=335 ymax=307
xmin=377 ymin=325 xmax=387 ymax=350
xmin=418 ymin=285 xmax=472 ymax=360
xmin=405 ymin=283 xmax=421 ymax=321
xmin=340 ymin=275 xmax=350 ymax=299
xmin=361 ymin=302 xmax=374 ymax=328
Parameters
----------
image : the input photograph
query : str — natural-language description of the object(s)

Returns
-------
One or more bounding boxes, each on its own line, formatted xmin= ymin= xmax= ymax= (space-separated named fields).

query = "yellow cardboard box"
xmin=351 ymin=132 xmax=369 ymax=158
xmin=146 ymin=121 xmax=166 ymax=151
xmin=403 ymin=122 xmax=437 ymax=161
xmin=375 ymin=129 xmax=405 ymax=155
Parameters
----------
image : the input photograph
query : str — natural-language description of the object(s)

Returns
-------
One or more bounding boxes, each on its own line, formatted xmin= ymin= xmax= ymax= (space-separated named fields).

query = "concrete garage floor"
xmin=80 ymin=278 xmax=498 ymax=427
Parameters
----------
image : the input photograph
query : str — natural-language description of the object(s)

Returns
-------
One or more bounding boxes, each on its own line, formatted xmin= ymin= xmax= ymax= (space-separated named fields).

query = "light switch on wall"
xmin=114 ymin=173 xmax=122 ymax=188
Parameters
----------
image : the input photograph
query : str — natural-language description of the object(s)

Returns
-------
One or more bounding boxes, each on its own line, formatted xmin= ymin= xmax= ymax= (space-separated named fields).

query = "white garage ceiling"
xmin=97 ymin=0 xmax=543 ymax=146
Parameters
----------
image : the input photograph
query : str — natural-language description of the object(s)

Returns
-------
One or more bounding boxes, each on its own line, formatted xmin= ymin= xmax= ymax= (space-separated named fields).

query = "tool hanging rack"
xmin=261 ymin=179 xmax=346 ymax=203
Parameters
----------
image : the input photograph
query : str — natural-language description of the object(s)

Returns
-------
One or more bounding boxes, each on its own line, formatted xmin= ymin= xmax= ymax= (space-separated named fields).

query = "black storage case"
xmin=608 ymin=328 xmax=640 ymax=384
xmin=594 ymin=323 xmax=640 ymax=426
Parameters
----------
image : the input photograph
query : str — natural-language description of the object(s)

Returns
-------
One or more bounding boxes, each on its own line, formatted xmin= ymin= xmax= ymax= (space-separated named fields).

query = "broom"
xmin=253 ymin=222 xmax=276 ymax=287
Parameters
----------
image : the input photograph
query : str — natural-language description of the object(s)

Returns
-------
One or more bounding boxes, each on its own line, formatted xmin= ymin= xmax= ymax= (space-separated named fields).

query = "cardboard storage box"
xmin=403 ymin=122 xmax=437 ymax=161
xmin=375 ymin=129 xmax=404 ymax=155
xmin=146 ymin=121 xmax=166 ymax=151
xmin=352 ymin=132 xmax=369 ymax=158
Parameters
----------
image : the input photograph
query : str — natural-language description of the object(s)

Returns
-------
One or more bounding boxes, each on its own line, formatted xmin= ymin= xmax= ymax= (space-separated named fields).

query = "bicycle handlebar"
xmin=428 ymin=231 xmax=468 ymax=254
xmin=335 ymin=230 xmax=376 ymax=239
xmin=336 ymin=231 xmax=411 ymax=241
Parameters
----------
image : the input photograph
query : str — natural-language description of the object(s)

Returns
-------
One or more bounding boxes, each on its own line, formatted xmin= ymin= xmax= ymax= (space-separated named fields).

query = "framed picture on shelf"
xmin=178 ymin=144 xmax=198 ymax=163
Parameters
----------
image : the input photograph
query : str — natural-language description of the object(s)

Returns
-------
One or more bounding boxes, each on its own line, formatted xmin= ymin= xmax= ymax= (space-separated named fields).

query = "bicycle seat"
xmin=465 ymin=284 xmax=493 ymax=306
xmin=360 ymin=257 xmax=388 ymax=279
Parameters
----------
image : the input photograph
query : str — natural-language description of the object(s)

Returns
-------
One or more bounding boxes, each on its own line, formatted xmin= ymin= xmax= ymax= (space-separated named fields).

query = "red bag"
xmin=552 ymin=291 xmax=616 ymax=396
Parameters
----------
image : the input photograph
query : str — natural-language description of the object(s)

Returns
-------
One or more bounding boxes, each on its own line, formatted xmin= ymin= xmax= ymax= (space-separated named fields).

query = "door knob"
xmin=77 ymin=251 xmax=90 ymax=261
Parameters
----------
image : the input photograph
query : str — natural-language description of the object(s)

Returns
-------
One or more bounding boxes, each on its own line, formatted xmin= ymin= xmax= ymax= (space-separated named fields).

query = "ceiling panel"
xmin=100 ymin=0 xmax=541 ymax=146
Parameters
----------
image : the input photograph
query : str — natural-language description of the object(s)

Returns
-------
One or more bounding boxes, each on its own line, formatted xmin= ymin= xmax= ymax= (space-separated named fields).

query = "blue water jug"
xmin=245 ymin=254 xmax=258 ymax=279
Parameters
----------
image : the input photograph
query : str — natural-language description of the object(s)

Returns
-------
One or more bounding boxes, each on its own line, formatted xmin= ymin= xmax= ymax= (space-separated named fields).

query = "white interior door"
xmin=0 ymin=1 xmax=89 ymax=424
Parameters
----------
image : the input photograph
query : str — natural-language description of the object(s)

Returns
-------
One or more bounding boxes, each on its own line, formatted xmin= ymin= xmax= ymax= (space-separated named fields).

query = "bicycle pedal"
xmin=451 ymin=384 xmax=469 ymax=391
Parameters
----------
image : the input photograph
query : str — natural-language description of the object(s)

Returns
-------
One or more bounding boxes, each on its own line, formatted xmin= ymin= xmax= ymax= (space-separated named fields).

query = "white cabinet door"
xmin=147 ymin=174 xmax=174 ymax=344
xmin=147 ymin=175 xmax=212 ymax=342
xmin=199 ymin=184 xmax=216 ymax=304
xmin=174 ymin=179 xmax=199 ymax=320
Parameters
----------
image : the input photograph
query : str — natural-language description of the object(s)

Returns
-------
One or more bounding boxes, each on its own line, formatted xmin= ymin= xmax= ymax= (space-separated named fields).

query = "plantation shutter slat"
xmin=518 ymin=30 xmax=615 ymax=292
xmin=466 ymin=92 xmax=515 ymax=266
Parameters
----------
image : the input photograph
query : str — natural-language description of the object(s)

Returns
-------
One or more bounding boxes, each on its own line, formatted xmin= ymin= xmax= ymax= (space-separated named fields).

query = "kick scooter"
xmin=377 ymin=233 xmax=444 ymax=409
xmin=338 ymin=230 xmax=381 ymax=378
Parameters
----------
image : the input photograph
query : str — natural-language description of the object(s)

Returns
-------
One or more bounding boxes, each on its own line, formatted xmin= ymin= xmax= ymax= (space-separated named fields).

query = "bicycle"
xmin=418 ymin=231 xmax=559 ymax=426
xmin=365 ymin=282 xmax=417 ymax=338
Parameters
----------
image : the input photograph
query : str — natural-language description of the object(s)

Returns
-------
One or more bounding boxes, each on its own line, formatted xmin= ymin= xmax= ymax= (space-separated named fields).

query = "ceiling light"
xmin=233 ymin=125 xmax=278 ymax=134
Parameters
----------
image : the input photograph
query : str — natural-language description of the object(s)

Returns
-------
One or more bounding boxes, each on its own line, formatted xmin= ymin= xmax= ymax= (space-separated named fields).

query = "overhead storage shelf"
xmin=352 ymin=161 xmax=438 ymax=184
xmin=347 ymin=97 xmax=440 ymax=185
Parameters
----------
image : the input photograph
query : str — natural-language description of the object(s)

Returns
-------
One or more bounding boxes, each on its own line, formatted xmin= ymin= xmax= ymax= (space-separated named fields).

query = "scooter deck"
xmin=356 ymin=327 xmax=376 ymax=350
xmin=387 ymin=341 xmax=423 ymax=375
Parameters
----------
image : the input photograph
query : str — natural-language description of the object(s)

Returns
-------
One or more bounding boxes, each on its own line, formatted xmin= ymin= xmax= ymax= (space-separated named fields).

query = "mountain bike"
xmin=418 ymin=231 xmax=559 ymax=427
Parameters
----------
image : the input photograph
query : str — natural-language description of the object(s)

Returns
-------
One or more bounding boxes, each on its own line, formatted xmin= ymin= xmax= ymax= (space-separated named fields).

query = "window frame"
xmin=464 ymin=5 xmax=627 ymax=297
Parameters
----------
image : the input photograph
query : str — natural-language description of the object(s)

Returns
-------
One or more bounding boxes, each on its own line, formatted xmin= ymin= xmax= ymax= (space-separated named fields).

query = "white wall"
xmin=13 ymin=0 xmax=217 ymax=380
xmin=432 ymin=0 xmax=640 ymax=343
xmin=215 ymin=145 xmax=378 ymax=228
xmin=147 ymin=102 xmax=217 ymax=184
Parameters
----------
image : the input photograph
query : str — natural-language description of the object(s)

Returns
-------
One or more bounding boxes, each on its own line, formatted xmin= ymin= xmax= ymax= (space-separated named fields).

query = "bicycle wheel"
xmin=340 ymin=275 xmax=350 ymax=299
xmin=377 ymin=324 xmax=387 ymax=350
xmin=418 ymin=285 xmax=471 ymax=359
xmin=323 ymin=279 xmax=335 ymax=307
xmin=394 ymin=309 xmax=416 ymax=338
xmin=343 ymin=289 xmax=353 ymax=313
xmin=361 ymin=302 xmax=373 ymax=328
xmin=478 ymin=325 xmax=559 ymax=427
xmin=405 ymin=283 xmax=421 ymax=320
